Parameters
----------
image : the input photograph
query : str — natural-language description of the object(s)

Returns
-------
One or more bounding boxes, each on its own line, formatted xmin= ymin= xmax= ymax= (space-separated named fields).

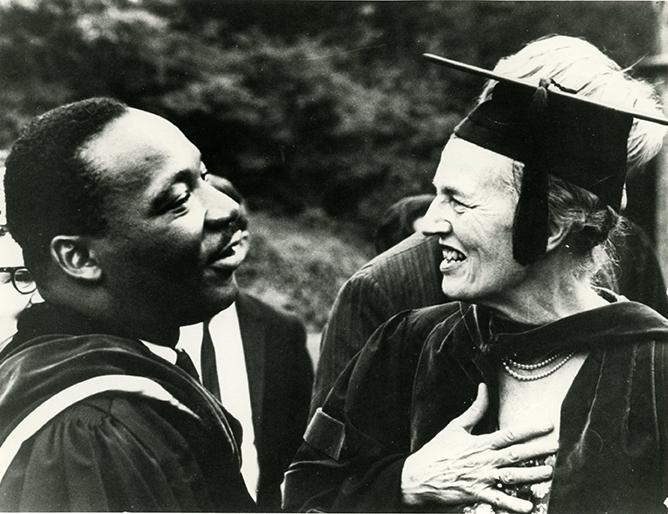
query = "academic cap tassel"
xmin=512 ymin=79 xmax=551 ymax=265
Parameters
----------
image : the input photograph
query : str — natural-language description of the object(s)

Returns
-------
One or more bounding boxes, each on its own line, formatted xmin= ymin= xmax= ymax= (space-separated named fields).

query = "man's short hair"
xmin=4 ymin=97 xmax=128 ymax=273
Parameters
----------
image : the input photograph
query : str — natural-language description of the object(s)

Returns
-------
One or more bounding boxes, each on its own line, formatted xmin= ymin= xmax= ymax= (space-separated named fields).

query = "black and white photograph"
xmin=0 ymin=1 xmax=667 ymax=512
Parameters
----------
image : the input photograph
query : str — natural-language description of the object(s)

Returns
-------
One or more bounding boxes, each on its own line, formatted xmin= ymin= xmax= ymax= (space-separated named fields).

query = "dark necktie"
xmin=175 ymin=349 xmax=200 ymax=381
xmin=200 ymin=320 xmax=221 ymax=401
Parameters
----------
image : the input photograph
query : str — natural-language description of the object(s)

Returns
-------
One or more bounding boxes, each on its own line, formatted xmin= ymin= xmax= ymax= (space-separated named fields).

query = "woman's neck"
xmin=482 ymin=265 xmax=607 ymax=325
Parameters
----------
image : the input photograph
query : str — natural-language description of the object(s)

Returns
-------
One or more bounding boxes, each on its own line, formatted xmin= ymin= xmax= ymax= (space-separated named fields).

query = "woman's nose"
xmin=420 ymin=202 xmax=453 ymax=236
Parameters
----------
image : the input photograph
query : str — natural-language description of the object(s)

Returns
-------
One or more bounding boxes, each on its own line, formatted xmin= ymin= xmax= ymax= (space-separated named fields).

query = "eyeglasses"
xmin=0 ymin=267 xmax=36 ymax=294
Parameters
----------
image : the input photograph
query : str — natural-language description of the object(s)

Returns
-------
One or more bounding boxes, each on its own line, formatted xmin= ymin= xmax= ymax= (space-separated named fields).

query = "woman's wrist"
xmin=400 ymin=453 xmax=450 ymax=506
xmin=400 ymin=455 xmax=424 ymax=506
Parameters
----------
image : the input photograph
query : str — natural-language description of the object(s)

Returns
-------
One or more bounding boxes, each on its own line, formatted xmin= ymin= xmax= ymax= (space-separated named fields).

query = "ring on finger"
xmin=496 ymin=471 xmax=511 ymax=486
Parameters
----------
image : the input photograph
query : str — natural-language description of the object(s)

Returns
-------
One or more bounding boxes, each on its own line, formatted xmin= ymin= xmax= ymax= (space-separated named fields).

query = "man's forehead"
xmin=80 ymin=108 xmax=200 ymax=182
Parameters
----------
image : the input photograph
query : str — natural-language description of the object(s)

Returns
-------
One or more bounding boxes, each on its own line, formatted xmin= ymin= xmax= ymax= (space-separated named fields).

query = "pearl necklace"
xmin=505 ymin=352 xmax=561 ymax=370
xmin=502 ymin=352 xmax=575 ymax=381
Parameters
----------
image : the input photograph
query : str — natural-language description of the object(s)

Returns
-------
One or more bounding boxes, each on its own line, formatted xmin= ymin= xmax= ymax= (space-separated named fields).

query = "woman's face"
xmin=422 ymin=138 xmax=528 ymax=305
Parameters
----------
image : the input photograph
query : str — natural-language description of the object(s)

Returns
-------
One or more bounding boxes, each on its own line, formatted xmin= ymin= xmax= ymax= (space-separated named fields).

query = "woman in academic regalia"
xmin=284 ymin=36 xmax=668 ymax=514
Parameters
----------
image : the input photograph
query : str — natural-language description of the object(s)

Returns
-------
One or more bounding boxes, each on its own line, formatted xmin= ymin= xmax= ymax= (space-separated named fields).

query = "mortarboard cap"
xmin=423 ymin=53 xmax=668 ymax=265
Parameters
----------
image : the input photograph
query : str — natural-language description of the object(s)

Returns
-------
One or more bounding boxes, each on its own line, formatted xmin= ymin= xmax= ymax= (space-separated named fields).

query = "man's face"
xmin=421 ymin=137 xmax=527 ymax=305
xmin=82 ymin=108 xmax=246 ymax=327
xmin=206 ymin=173 xmax=251 ymax=265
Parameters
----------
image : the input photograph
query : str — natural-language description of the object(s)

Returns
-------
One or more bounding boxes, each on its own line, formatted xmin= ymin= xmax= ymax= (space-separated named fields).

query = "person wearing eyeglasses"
xmin=0 ymin=267 xmax=34 ymax=295
xmin=0 ymin=232 xmax=37 ymax=346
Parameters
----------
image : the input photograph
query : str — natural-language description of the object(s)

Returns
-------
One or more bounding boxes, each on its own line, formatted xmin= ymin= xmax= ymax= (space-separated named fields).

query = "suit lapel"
xmin=235 ymin=293 xmax=266 ymax=442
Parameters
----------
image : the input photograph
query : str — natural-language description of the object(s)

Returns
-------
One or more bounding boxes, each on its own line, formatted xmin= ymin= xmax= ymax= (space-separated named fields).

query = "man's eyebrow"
xmin=149 ymin=168 xmax=195 ymax=213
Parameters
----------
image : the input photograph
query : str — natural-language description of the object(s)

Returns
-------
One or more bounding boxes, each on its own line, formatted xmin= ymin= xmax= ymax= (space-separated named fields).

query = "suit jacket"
xmin=234 ymin=292 xmax=313 ymax=512
xmin=311 ymin=233 xmax=445 ymax=414
xmin=311 ymin=224 xmax=668 ymax=416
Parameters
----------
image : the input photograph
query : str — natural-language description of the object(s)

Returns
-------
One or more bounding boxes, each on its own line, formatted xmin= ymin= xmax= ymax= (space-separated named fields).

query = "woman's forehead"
xmin=435 ymin=137 xmax=517 ymax=192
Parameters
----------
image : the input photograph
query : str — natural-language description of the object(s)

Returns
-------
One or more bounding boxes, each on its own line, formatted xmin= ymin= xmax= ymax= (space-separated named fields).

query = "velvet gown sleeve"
xmin=0 ymin=394 xmax=233 ymax=512
xmin=284 ymin=304 xmax=457 ymax=512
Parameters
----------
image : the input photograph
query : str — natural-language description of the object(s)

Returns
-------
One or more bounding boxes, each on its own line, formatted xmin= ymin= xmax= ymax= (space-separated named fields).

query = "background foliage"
xmin=0 ymin=0 xmax=660 ymax=329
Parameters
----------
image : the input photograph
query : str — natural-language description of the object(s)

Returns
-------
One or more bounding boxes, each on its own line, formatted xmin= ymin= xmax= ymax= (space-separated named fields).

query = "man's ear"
xmin=545 ymin=220 xmax=571 ymax=253
xmin=50 ymin=236 xmax=102 ymax=281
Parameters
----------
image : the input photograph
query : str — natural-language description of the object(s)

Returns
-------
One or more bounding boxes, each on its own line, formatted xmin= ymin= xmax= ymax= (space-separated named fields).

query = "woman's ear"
xmin=545 ymin=219 xmax=571 ymax=253
xmin=50 ymin=235 xmax=102 ymax=281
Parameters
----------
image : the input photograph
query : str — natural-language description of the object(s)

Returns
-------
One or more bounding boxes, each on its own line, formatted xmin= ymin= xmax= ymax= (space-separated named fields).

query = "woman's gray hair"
xmin=490 ymin=35 xmax=666 ymax=278
xmin=481 ymin=35 xmax=666 ymax=171
xmin=512 ymin=160 xmax=621 ymax=279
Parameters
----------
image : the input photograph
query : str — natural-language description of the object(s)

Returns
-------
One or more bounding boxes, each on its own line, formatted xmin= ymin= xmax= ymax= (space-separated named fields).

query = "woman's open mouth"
xmin=440 ymin=244 xmax=466 ymax=271
xmin=443 ymin=246 xmax=466 ymax=263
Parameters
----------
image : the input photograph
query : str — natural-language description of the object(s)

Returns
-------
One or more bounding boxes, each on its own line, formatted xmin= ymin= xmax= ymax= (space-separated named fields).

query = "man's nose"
xmin=420 ymin=200 xmax=453 ymax=236
xmin=203 ymin=181 xmax=240 ymax=227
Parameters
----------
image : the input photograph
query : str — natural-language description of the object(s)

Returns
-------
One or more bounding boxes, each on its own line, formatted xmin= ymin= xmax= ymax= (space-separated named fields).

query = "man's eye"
xmin=170 ymin=191 xmax=191 ymax=210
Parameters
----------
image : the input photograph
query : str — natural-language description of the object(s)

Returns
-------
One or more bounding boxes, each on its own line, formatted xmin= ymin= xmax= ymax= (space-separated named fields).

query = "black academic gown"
xmin=284 ymin=297 xmax=668 ymax=513
xmin=0 ymin=303 xmax=256 ymax=512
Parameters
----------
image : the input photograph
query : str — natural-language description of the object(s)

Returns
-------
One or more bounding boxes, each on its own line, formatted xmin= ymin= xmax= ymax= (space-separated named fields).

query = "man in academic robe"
xmin=0 ymin=97 xmax=256 ymax=511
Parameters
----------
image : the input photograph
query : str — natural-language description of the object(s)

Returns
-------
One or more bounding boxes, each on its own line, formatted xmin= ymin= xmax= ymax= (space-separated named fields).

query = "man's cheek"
xmin=132 ymin=234 xmax=202 ymax=278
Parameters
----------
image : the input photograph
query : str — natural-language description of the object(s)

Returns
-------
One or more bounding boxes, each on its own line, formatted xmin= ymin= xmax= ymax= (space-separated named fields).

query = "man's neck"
xmin=38 ymin=296 xmax=181 ymax=347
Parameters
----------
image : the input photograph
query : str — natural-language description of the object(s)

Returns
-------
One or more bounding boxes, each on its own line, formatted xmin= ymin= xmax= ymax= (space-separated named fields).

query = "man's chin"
xmin=175 ymin=277 xmax=239 ymax=326
xmin=214 ymin=277 xmax=239 ymax=309
xmin=204 ymin=275 xmax=240 ymax=315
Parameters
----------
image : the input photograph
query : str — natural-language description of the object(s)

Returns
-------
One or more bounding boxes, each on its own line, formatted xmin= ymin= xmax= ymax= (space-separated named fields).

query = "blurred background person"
xmin=0 ymin=231 xmax=36 ymax=345
xmin=374 ymin=194 xmax=435 ymax=254
xmin=178 ymin=174 xmax=313 ymax=512
xmin=0 ymin=160 xmax=41 ymax=345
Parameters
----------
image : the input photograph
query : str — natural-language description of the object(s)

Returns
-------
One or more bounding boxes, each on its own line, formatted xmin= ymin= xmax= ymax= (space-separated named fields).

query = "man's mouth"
xmin=209 ymin=230 xmax=245 ymax=266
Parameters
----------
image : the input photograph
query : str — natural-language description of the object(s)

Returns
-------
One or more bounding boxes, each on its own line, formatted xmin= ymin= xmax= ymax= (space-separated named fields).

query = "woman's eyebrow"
xmin=432 ymin=182 xmax=473 ymax=201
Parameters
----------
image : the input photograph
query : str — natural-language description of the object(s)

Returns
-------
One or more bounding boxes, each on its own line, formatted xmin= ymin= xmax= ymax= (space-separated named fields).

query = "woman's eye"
xmin=451 ymin=198 xmax=469 ymax=213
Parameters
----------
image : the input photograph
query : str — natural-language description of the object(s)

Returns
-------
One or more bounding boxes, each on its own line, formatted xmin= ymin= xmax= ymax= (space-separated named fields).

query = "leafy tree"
xmin=0 ymin=0 xmax=659 ymax=230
